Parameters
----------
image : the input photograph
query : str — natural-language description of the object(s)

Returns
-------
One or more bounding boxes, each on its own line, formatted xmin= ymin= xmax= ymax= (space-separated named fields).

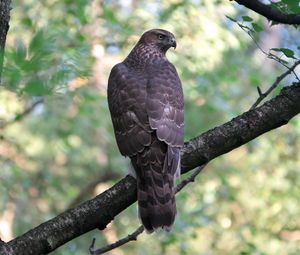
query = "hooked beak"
xmin=170 ymin=37 xmax=177 ymax=49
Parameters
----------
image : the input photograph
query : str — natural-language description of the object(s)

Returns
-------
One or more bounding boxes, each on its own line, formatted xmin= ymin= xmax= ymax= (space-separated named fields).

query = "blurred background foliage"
xmin=0 ymin=0 xmax=300 ymax=254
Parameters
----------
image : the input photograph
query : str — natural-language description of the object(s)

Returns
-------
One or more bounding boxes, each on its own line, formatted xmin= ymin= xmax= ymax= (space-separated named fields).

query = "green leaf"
xmin=242 ymin=16 xmax=253 ymax=22
xmin=15 ymin=40 xmax=27 ymax=62
xmin=102 ymin=5 xmax=118 ymax=24
xmin=281 ymin=0 xmax=300 ymax=13
xmin=28 ymin=29 xmax=53 ymax=57
xmin=252 ymin=23 xmax=263 ymax=32
xmin=271 ymin=48 xmax=296 ymax=59
xmin=23 ymin=78 xmax=49 ymax=96
xmin=29 ymin=30 xmax=45 ymax=55
xmin=21 ymin=17 xmax=33 ymax=27
xmin=3 ymin=66 xmax=22 ymax=89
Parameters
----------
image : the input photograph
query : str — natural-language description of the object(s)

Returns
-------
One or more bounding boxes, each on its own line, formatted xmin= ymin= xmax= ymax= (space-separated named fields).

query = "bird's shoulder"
xmin=108 ymin=62 xmax=136 ymax=94
xmin=109 ymin=62 xmax=128 ymax=79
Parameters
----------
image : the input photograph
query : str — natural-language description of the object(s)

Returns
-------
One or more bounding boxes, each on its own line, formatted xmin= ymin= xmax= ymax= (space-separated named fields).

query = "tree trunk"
xmin=0 ymin=0 xmax=11 ymax=81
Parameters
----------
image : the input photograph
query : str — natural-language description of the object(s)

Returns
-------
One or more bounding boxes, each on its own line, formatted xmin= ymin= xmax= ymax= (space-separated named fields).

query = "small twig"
xmin=250 ymin=60 xmax=300 ymax=110
xmin=256 ymin=86 xmax=262 ymax=96
xmin=174 ymin=163 xmax=207 ymax=194
xmin=234 ymin=21 xmax=300 ymax=109
xmin=89 ymin=164 xmax=207 ymax=255
xmin=237 ymin=22 xmax=300 ymax=82
xmin=0 ymin=98 xmax=44 ymax=128
xmin=89 ymin=226 xmax=144 ymax=255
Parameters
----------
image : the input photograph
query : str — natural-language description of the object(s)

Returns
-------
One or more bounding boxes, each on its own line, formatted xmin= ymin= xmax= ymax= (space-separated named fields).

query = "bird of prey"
xmin=107 ymin=29 xmax=184 ymax=232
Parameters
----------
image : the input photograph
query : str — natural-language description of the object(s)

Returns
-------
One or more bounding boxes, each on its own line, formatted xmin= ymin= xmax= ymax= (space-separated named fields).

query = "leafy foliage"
xmin=271 ymin=0 xmax=300 ymax=14
xmin=0 ymin=0 xmax=300 ymax=254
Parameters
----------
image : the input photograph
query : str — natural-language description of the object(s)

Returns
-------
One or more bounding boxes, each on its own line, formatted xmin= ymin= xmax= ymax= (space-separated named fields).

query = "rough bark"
xmin=234 ymin=0 xmax=300 ymax=25
xmin=0 ymin=0 xmax=11 ymax=80
xmin=181 ymin=84 xmax=300 ymax=171
xmin=0 ymin=1 xmax=299 ymax=253
xmin=1 ymin=83 xmax=299 ymax=255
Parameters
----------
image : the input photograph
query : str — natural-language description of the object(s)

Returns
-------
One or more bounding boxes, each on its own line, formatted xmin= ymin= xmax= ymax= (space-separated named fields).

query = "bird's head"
xmin=139 ymin=29 xmax=177 ymax=53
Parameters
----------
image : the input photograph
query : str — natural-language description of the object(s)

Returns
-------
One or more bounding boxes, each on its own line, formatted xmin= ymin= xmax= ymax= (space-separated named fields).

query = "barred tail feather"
xmin=131 ymin=138 xmax=180 ymax=233
xmin=137 ymin=170 xmax=176 ymax=233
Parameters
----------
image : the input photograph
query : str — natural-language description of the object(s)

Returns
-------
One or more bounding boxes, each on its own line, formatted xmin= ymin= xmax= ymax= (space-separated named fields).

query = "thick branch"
xmin=0 ymin=0 xmax=11 ymax=80
xmin=234 ymin=0 xmax=300 ymax=25
xmin=1 ymin=83 xmax=300 ymax=254
xmin=181 ymin=84 xmax=300 ymax=171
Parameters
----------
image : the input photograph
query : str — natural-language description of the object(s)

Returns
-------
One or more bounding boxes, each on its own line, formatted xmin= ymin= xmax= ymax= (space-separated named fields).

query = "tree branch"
xmin=90 ymin=226 xmax=144 ymax=255
xmin=235 ymin=20 xmax=300 ymax=78
xmin=234 ymin=0 xmax=300 ymax=25
xmin=0 ymin=0 xmax=11 ymax=81
xmin=89 ymin=165 xmax=207 ymax=255
xmin=0 ymin=99 xmax=44 ymax=129
xmin=180 ymin=83 xmax=300 ymax=172
xmin=250 ymin=60 xmax=300 ymax=110
xmin=1 ymin=83 xmax=299 ymax=255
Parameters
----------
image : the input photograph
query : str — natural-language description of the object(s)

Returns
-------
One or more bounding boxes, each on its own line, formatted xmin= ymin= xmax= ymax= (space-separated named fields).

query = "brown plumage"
xmin=107 ymin=29 xmax=184 ymax=232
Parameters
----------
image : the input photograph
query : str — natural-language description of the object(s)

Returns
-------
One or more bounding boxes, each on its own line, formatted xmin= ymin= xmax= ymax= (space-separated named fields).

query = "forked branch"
xmin=251 ymin=60 xmax=300 ymax=110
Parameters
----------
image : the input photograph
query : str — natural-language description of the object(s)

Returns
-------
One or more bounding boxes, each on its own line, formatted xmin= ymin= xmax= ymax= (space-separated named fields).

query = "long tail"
xmin=131 ymin=137 xmax=180 ymax=233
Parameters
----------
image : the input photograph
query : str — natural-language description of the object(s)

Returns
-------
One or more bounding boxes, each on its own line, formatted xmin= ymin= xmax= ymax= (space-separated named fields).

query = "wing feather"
xmin=107 ymin=63 xmax=152 ymax=157
xmin=146 ymin=62 xmax=184 ymax=147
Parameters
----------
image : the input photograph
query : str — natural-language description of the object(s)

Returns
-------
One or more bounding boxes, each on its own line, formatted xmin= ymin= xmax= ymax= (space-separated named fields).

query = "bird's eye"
xmin=158 ymin=34 xmax=164 ymax=40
